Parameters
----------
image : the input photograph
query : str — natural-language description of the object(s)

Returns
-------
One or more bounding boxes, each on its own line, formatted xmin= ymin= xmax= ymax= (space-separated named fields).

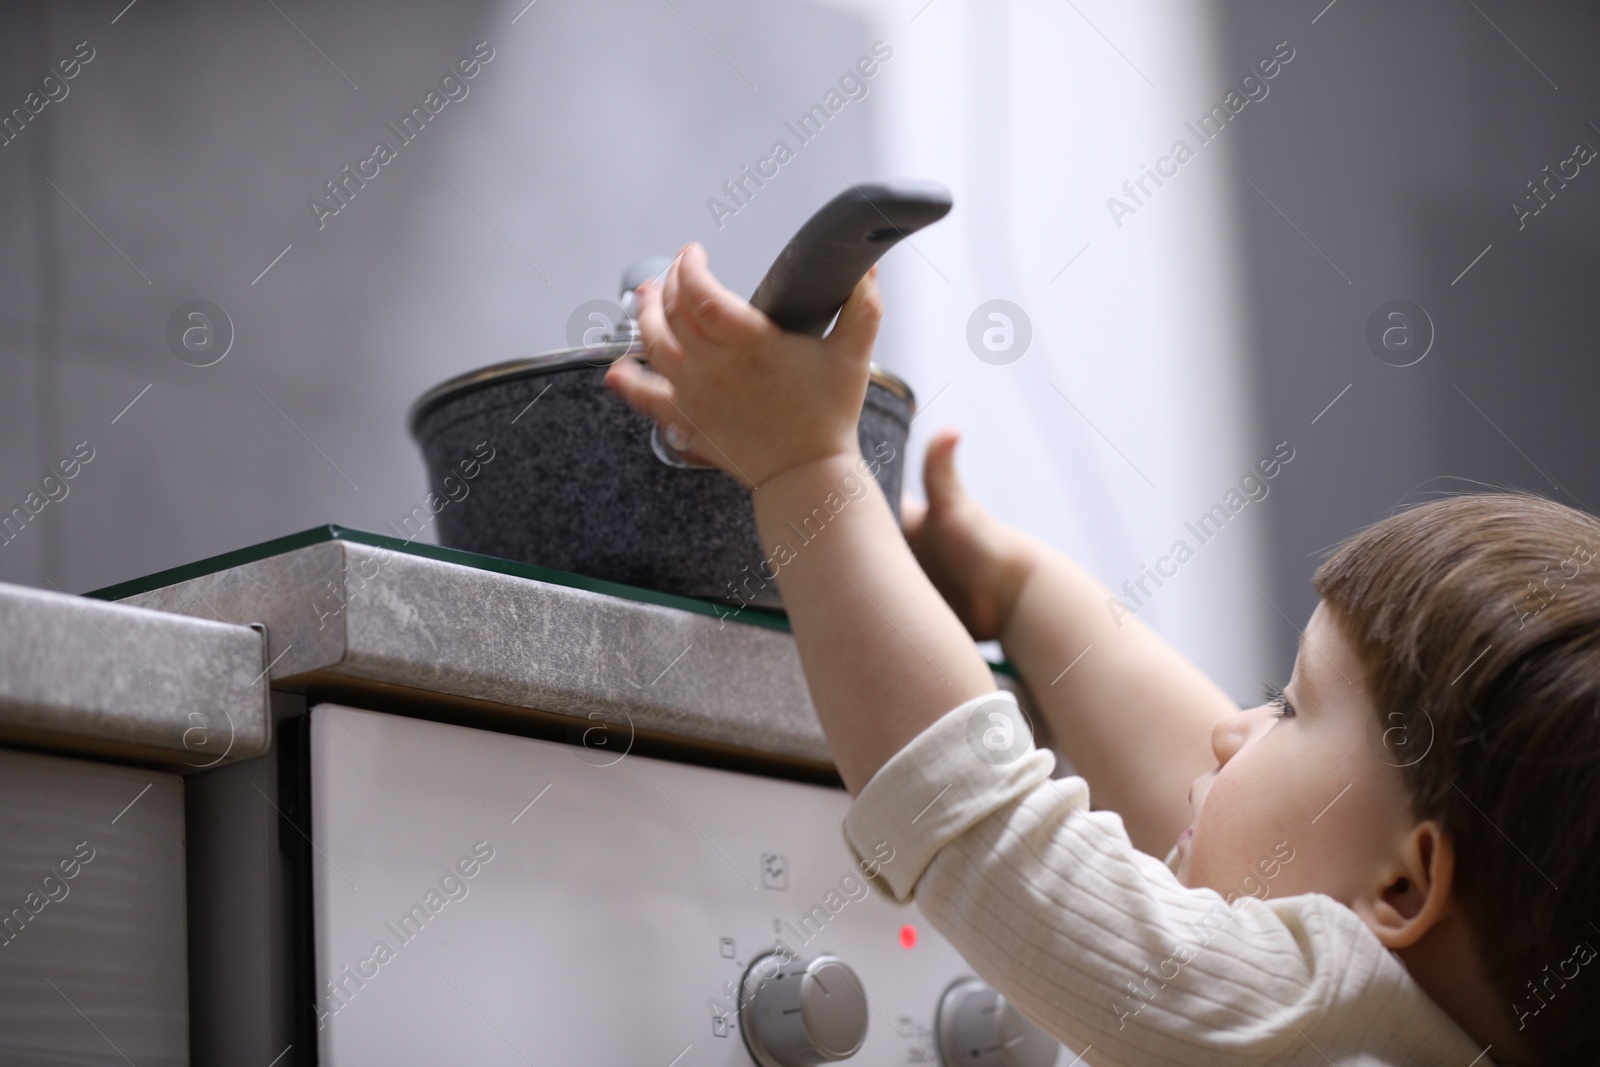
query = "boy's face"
xmin=1173 ymin=601 xmax=1418 ymax=905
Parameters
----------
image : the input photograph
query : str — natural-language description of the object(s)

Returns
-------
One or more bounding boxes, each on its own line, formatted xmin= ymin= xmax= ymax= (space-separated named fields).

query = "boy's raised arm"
xmin=906 ymin=433 xmax=1239 ymax=854
xmin=751 ymin=453 xmax=995 ymax=793
xmin=605 ymin=243 xmax=994 ymax=794
xmin=999 ymin=547 xmax=1238 ymax=854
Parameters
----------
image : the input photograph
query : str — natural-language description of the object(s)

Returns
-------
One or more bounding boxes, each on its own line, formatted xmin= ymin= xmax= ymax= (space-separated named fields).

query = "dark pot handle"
xmin=748 ymin=179 xmax=953 ymax=337
xmin=645 ymin=179 xmax=953 ymax=468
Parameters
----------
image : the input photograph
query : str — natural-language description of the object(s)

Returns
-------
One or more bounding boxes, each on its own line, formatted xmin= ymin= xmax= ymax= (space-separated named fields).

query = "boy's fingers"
xmin=675 ymin=243 xmax=768 ymax=345
xmin=660 ymin=246 xmax=695 ymax=346
xmin=635 ymin=279 xmax=686 ymax=378
xmin=660 ymin=246 xmax=684 ymax=325
xmin=603 ymin=357 xmax=677 ymax=424
xmin=823 ymin=267 xmax=883 ymax=367
xmin=923 ymin=428 xmax=965 ymax=513
xmin=901 ymin=494 xmax=928 ymax=538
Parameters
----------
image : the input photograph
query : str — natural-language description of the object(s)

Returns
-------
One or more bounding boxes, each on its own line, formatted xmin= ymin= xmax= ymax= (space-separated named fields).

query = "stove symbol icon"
xmin=760 ymin=852 xmax=788 ymax=890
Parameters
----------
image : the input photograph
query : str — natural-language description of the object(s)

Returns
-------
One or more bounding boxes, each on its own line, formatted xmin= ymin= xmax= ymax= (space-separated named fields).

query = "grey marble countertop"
xmin=0 ymin=582 xmax=270 ymax=769
xmin=108 ymin=532 xmax=1033 ymax=774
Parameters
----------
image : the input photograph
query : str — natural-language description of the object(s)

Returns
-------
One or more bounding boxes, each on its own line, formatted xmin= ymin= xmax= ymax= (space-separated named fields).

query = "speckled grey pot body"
xmin=412 ymin=364 xmax=910 ymax=609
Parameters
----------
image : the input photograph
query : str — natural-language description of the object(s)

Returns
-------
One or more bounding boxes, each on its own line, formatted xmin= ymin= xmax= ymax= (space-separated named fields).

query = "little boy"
xmin=606 ymin=243 xmax=1598 ymax=1065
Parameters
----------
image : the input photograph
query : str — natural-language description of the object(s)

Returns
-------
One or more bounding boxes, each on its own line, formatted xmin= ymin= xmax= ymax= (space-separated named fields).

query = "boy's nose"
xmin=1210 ymin=709 xmax=1253 ymax=767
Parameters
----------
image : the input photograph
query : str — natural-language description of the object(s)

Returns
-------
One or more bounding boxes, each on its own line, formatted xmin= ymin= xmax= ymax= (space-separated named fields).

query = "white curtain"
xmin=823 ymin=0 xmax=1271 ymax=702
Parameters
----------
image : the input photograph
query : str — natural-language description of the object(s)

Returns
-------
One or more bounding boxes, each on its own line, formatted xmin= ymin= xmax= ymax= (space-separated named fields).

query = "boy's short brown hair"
xmin=1312 ymin=492 xmax=1600 ymax=1065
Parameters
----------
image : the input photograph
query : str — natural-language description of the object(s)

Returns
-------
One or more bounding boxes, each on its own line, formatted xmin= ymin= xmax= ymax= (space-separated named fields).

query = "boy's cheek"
xmin=1192 ymin=768 xmax=1299 ymax=885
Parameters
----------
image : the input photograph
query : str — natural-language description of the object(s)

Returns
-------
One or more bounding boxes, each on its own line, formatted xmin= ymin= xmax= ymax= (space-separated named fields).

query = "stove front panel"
xmin=310 ymin=704 xmax=976 ymax=1066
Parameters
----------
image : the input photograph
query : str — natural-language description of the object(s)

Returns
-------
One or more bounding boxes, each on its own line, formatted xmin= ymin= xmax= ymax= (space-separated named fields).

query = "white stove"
xmin=309 ymin=704 xmax=1056 ymax=1066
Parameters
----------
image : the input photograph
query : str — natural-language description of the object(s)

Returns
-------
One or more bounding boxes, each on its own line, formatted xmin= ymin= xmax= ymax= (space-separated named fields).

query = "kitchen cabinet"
xmin=0 ymin=580 xmax=270 ymax=1066
xmin=0 ymin=749 xmax=187 ymax=1066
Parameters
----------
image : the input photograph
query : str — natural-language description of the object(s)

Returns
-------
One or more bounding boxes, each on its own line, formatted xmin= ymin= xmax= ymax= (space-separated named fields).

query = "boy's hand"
xmin=604 ymin=242 xmax=883 ymax=490
xmin=903 ymin=428 xmax=1039 ymax=642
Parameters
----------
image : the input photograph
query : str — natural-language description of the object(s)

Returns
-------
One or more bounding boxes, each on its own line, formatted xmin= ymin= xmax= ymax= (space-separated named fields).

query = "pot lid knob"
xmin=619 ymin=256 xmax=673 ymax=321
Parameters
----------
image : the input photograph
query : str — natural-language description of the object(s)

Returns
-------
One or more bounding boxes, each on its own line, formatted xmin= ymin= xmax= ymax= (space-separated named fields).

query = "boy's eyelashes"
xmin=1262 ymin=682 xmax=1297 ymax=718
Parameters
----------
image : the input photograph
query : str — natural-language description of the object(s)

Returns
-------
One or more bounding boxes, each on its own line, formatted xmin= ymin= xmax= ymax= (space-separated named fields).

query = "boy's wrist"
xmin=750 ymin=448 xmax=871 ymax=504
xmin=992 ymin=531 xmax=1045 ymax=638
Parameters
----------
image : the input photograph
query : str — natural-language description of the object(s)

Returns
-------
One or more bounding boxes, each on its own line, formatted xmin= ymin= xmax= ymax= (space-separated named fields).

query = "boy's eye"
xmin=1261 ymin=682 xmax=1296 ymax=718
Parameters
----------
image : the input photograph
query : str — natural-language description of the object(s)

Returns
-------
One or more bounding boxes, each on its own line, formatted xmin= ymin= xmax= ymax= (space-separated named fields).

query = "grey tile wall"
xmin=1217 ymin=0 xmax=1600 ymax=671
xmin=1 ymin=0 xmax=878 ymax=593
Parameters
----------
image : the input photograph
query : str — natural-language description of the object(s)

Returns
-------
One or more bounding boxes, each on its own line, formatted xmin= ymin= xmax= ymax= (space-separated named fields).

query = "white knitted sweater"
xmin=841 ymin=691 xmax=1491 ymax=1066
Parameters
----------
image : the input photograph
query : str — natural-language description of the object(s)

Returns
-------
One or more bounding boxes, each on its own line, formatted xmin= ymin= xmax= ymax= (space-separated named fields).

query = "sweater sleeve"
xmin=840 ymin=691 xmax=1488 ymax=1066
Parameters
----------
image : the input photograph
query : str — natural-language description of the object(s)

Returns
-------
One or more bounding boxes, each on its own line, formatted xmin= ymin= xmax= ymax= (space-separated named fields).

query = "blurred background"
xmin=2 ymin=0 xmax=1597 ymax=705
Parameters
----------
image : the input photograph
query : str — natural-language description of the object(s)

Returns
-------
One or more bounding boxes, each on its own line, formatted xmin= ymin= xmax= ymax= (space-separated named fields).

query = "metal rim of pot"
xmin=406 ymin=341 xmax=914 ymax=443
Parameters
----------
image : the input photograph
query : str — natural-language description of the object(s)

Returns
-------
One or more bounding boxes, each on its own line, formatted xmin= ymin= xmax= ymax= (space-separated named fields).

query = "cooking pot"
xmin=407 ymin=181 xmax=952 ymax=610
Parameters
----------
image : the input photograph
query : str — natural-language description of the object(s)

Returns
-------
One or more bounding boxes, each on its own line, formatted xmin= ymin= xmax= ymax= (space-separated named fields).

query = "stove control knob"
xmin=935 ymin=977 xmax=1060 ymax=1067
xmin=739 ymin=951 xmax=869 ymax=1066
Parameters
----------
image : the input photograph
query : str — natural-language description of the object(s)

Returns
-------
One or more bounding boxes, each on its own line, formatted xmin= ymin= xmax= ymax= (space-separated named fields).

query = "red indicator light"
xmin=899 ymin=924 xmax=917 ymax=949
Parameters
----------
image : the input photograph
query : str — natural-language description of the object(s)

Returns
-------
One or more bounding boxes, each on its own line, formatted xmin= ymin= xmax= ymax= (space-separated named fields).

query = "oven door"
xmin=307 ymin=703 xmax=974 ymax=1065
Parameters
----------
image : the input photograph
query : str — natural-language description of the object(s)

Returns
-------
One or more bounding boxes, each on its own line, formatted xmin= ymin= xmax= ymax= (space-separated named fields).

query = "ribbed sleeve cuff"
xmin=841 ymin=690 xmax=1056 ymax=903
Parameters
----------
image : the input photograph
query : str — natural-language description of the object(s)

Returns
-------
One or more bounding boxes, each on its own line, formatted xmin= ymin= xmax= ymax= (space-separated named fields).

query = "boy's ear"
xmin=1354 ymin=819 xmax=1454 ymax=950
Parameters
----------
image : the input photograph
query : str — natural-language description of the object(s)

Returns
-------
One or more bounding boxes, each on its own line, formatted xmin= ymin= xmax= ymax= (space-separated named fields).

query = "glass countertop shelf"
xmin=84 ymin=524 xmax=1016 ymax=676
